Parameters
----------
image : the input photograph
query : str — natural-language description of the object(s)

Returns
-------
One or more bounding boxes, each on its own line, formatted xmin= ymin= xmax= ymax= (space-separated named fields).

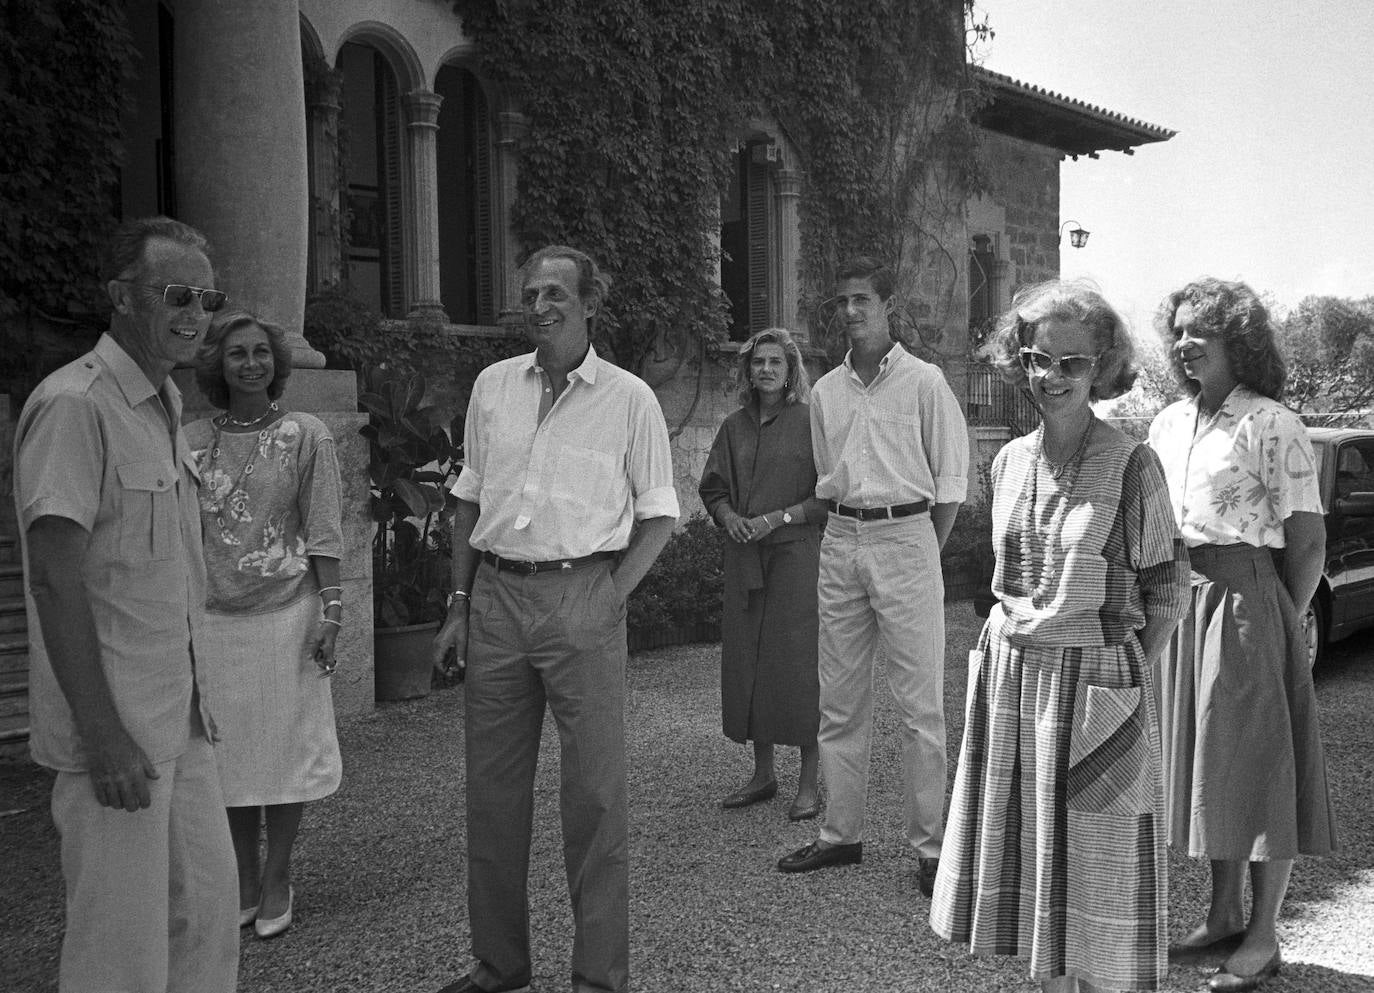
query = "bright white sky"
xmin=972 ymin=0 xmax=1374 ymax=339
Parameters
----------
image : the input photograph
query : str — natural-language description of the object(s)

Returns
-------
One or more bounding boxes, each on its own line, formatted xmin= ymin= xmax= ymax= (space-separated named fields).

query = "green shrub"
xmin=627 ymin=514 xmax=725 ymax=631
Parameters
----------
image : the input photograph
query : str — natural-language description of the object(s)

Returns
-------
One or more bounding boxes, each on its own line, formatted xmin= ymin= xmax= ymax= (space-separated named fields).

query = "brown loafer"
xmin=777 ymin=841 xmax=862 ymax=873
xmin=721 ymin=780 xmax=777 ymax=809
xmin=787 ymin=799 xmax=821 ymax=821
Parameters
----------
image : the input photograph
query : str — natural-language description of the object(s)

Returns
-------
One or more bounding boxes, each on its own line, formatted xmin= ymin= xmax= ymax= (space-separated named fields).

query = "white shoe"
xmin=254 ymin=886 xmax=293 ymax=939
xmin=238 ymin=903 xmax=258 ymax=928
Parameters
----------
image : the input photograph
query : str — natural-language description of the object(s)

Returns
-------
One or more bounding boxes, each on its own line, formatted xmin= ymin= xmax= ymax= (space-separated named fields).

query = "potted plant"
xmin=361 ymin=368 xmax=461 ymax=701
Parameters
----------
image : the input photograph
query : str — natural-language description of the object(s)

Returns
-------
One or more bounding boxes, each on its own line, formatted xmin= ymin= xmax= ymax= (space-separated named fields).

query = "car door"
xmin=1327 ymin=437 xmax=1374 ymax=632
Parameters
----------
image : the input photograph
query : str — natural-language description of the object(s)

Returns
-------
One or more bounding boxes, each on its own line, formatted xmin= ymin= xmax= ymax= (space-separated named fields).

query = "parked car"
xmin=971 ymin=426 xmax=1374 ymax=667
xmin=1304 ymin=427 xmax=1374 ymax=665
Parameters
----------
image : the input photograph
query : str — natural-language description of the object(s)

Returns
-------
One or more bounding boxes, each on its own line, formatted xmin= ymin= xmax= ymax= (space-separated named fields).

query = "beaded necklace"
xmin=204 ymin=420 xmax=272 ymax=530
xmin=223 ymin=400 xmax=278 ymax=428
xmin=1019 ymin=417 xmax=1095 ymax=604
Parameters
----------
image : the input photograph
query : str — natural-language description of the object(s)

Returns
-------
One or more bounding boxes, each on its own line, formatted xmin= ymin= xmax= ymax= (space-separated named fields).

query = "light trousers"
xmin=465 ymin=560 xmax=629 ymax=993
xmin=816 ymin=513 xmax=947 ymax=857
xmin=50 ymin=717 xmax=238 ymax=993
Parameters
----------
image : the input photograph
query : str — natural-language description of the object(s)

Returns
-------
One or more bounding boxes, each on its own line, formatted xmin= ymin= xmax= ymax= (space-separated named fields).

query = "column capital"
xmin=307 ymin=66 xmax=343 ymax=112
xmin=403 ymin=89 xmax=444 ymax=127
xmin=496 ymin=110 xmax=529 ymax=147
xmin=776 ymin=168 xmax=803 ymax=198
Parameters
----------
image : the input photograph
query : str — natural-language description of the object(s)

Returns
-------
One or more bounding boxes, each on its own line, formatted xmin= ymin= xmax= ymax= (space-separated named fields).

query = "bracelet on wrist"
xmin=321 ymin=617 xmax=342 ymax=627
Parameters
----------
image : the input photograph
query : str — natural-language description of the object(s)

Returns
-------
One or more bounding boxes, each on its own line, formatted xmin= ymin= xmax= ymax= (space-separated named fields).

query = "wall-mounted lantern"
xmin=1059 ymin=220 xmax=1090 ymax=248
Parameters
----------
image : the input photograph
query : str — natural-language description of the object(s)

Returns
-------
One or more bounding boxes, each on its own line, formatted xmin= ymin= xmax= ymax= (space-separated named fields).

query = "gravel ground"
xmin=2 ymin=601 xmax=1372 ymax=992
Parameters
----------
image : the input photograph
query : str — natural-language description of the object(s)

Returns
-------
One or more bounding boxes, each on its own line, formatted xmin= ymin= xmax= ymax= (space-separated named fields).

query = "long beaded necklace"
xmin=204 ymin=418 xmax=272 ymax=531
xmin=1019 ymin=416 xmax=1095 ymax=605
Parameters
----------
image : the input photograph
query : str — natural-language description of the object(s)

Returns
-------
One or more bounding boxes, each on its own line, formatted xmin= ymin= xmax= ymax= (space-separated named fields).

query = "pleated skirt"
xmin=199 ymin=595 xmax=342 ymax=806
xmin=1157 ymin=542 xmax=1337 ymax=860
xmin=931 ymin=616 xmax=1167 ymax=991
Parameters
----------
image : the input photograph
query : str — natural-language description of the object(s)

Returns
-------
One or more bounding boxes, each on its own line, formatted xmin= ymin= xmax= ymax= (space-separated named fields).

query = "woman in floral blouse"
xmin=186 ymin=311 xmax=344 ymax=940
xmin=1148 ymin=279 xmax=1337 ymax=993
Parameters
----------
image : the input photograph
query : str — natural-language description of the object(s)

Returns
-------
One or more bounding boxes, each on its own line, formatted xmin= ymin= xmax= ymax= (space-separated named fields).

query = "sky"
xmin=971 ymin=0 xmax=1374 ymax=339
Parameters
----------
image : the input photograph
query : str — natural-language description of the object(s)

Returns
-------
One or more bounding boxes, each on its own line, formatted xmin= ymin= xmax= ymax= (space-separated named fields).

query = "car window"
xmin=1334 ymin=440 xmax=1374 ymax=499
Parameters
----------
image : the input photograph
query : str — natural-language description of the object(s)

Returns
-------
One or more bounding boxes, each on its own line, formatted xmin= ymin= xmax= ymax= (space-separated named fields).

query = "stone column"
xmin=403 ymin=89 xmax=447 ymax=322
xmin=775 ymin=166 xmax=803 ymax=339
xmin=173 ymin=0 xmax=324 ymax=368
xmin=308 ymin=67 xmax=344 ymax=293
xmin=494 ymin=108 xmax=529 ymax=326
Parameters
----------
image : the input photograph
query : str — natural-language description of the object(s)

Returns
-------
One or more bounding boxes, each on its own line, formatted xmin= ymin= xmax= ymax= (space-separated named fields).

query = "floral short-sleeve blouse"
xmin=1147 ymin=385 xmax=1322 ymax=550
xmin=185 ymin=412 xmax=344 ymax=614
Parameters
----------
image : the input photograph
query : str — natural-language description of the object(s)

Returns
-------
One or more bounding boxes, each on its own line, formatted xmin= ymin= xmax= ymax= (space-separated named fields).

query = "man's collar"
xmin=526 ymin=344 xmax=602 ymax=384
xmin=843 ymin=341 xmax=905 ymax=374
xmin=95 ymin=333 xmax=161 ymax=408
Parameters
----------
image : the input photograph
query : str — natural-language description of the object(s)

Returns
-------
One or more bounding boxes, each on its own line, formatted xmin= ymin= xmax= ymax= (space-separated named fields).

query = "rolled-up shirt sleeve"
xmin=922 ymin=372 xmax=969 ymax=504
xmin=450 ymin=385 xmax=485 ymax=505
xmin=628 ymin=385 xmax=679 ymax=522
xmin=1125 ymin=445 xmax=1191 ymax=620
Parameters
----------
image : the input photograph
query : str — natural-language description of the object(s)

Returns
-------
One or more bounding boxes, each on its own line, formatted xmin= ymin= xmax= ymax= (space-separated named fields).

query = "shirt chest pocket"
xmin=116 ymin=459 xmax=178 ymax=562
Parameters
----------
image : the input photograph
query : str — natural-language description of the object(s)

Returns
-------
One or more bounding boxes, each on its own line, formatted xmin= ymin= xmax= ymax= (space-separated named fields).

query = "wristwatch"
xmin=446 ymin=589 xmax=470 ymax=609
xmin=780 ymin=510 xmax=793 ymax=525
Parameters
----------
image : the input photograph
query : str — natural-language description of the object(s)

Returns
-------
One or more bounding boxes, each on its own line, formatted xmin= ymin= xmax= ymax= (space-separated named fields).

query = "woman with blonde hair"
xmin=931 ymin=280 xmax=1190 ymax=992
xmin=186 ymin=310 xmax=344 ymax=940
xmin=699 ymin=327 xmax=828 ymax=820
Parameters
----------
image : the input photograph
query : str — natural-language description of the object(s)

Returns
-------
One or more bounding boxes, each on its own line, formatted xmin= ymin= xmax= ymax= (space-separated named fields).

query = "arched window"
xmin=435 ymin=65 xmax=495 ymax=325
xmin=338 ymin=41 xmax=407 ymax=318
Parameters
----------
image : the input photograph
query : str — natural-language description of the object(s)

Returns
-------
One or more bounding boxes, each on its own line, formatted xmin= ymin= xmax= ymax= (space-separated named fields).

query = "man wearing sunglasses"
xmin=13 ymin=216 xmax=238 ymax=992
xmin=778 ymin=257 xmax=968 ymax=902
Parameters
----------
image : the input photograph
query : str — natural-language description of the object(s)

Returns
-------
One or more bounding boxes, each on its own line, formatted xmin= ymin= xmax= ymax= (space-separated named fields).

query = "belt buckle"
xmin=517 ymin=559 xmax=538 ymax=575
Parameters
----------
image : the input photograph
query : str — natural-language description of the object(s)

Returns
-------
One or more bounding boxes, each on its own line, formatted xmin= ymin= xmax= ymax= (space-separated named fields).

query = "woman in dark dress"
xmin=699 ymin=328 xmax=827 ymax=820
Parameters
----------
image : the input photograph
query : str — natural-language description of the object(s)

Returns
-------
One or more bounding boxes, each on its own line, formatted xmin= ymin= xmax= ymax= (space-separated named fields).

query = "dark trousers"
xmin=465 ymin=559 xmax=629 ymax=993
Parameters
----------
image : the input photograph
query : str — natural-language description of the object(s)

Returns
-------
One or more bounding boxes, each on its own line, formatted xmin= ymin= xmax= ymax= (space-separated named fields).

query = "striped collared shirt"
xmin=811 ymin=343 xmax=969 ymax=508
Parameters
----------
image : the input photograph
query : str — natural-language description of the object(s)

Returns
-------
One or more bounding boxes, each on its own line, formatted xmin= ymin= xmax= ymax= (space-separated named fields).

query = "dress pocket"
xmin=1065 ymin=684 xmax=1154 ymax=817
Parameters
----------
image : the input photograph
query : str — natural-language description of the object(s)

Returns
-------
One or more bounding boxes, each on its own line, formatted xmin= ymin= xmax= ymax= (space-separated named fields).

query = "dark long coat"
xmin=698 ymin=401 xmax=825 ymax=745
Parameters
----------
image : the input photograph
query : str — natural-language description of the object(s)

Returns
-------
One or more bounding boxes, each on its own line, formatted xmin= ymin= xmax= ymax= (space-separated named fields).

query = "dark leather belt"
xmin=481 ymin=550 xmax=617 ymax=575
xmin=827 ymin=499 xmax=929 ymax=521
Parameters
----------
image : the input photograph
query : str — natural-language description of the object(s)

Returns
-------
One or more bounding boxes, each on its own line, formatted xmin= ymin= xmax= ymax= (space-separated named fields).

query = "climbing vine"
xmin=0 ymin=0 xmax=132 ymax=395
xmin=451 ymin=0 xmax=986 ymax=370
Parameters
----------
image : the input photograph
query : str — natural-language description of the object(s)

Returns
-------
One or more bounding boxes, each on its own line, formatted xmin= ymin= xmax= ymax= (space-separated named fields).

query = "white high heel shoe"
xmin=253 ymin=886 xmax=293 ymax=939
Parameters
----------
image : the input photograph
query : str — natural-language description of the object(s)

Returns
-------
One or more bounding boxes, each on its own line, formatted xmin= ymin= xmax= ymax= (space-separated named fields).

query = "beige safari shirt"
xmin=14 ymin=334 xmax=212 ymax=771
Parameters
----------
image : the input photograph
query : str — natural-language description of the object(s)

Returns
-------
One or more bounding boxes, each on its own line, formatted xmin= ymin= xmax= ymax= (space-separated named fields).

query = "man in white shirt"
xmin=777 ymin=257 xmax=968 ymax=899
xmin=430 ymin=246 xmax=678 ymax=993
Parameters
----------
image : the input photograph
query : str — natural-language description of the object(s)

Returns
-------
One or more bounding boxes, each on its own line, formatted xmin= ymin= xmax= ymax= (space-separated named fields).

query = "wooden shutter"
xmin=745 ymin=156 xmax=774 ymax=333
xmin=378 ymin=54 xmax=406 ymax=317
xmin=472 ymin=84 xmax=494 ymax=323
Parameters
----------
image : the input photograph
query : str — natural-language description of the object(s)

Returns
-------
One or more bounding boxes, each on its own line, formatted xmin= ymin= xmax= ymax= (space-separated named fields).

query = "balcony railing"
xmin=965 ymin=361 xmax=1040 ymax=437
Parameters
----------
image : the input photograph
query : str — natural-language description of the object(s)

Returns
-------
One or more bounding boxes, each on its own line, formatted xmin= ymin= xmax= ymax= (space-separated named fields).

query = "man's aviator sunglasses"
xmin=116 ymin=280 xmax=227 ymax=313
xmin=1018 ymin=347 xmax=1098 ymax=381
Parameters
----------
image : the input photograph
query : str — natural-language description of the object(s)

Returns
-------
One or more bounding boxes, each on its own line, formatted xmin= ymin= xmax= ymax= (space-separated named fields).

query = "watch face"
xmin=782 ymin=511 xmax=793 ymax=524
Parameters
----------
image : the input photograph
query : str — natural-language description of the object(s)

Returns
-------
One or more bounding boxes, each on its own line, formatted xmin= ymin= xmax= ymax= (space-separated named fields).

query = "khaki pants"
xmin=816 ymin=513 xmax=947 ymax=857
xmin=465 ymin=559 xmax=629 ymax=993
xmin=51 ymin=718 xmax=238 ymax=993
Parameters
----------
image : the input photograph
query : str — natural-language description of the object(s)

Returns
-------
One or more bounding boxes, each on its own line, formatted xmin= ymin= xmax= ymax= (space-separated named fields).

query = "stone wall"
xmin=976 ymin=129 xmax=1063 ymax=293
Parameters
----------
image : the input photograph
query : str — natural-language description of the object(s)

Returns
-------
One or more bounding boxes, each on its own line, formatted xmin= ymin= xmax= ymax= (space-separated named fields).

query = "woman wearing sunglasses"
xmin=931 ymin=280 xmax=1189 ymax=993
xmin=184 ymin=311 xmax=345 ymax=940
xmin=1147 ymin=279 xmax=1336 ymax=992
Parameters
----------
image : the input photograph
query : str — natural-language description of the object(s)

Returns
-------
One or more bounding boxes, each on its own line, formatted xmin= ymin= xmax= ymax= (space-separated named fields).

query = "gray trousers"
xmin=465 ymin=559 xmax=629 ymax=993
